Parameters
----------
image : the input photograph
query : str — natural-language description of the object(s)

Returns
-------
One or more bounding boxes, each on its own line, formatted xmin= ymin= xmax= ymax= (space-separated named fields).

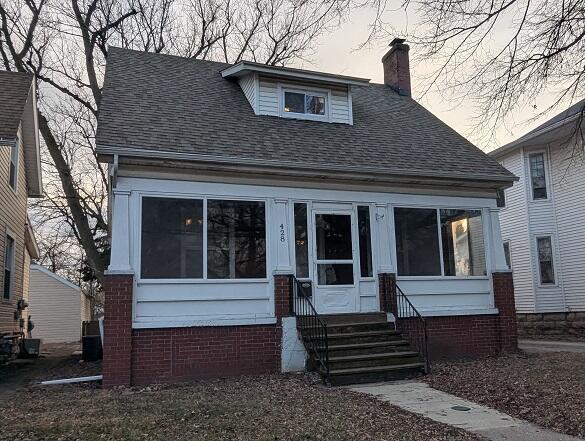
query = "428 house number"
xmin=279 ymin=224 xmax=286 ymax=243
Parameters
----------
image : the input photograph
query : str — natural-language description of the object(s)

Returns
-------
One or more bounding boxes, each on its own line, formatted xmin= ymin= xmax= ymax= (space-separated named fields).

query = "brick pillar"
xmin=102 ymin=274 xmax=134 ymax=388
xmin=378 ymin=273 xmax=397 ymax=314
xmin=492 ymin=271 xmax=518 ymax=353
xmin=274 ymin=274 xmax=293 ymax=321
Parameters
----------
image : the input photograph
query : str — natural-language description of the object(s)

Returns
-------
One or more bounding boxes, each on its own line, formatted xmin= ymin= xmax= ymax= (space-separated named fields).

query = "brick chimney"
xmin=382 ymin=38 xmax=411 ymax=96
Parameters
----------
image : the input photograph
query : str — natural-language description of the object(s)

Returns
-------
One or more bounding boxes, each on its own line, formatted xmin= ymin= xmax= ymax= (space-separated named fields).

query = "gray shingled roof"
xmin=96 ymin=47 xmax=515 ymax=183
xmin=0 ymin=71 xmax=33 ymax=139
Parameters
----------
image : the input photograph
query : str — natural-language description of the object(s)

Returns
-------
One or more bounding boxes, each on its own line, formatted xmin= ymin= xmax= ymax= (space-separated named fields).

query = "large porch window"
xmin=140 ymin=197 xmax=266 ymax=280
xmin=394 ymin=207 xmax=486 ymax=277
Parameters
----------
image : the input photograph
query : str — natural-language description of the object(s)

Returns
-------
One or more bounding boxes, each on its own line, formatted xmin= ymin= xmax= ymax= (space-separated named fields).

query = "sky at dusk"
xmin=295 ymin=7 xmax=561 ymax=153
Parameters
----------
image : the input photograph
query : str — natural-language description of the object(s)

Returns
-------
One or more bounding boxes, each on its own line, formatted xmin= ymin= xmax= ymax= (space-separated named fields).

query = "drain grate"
xmin=451 ymin=405 xmax=471 ymax=412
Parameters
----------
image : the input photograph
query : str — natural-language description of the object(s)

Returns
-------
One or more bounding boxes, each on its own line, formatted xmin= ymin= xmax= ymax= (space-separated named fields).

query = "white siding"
xmin=257 ymin=78 xmax=279 ymax=116
xmin=238 ymin=73 xmax=256 ymax=112
xmin=28 ymin=266 xmax=82 ymax=343
xmin=498 ymin=150 xmax=534 ymax=312
xmin=550 ymin=141 xmax=585 ymax=312
xmin=330 ymin=89 xmax=351 ymax=124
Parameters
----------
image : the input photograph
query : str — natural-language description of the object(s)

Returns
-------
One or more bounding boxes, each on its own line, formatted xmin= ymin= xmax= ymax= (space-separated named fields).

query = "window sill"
xmin=396 ymin=276 xmax=490 ymax=281
xmin=419 ymin=308 xmax=499 ymax=317
xmin=137 ymin=278 xmax=269 ymax=285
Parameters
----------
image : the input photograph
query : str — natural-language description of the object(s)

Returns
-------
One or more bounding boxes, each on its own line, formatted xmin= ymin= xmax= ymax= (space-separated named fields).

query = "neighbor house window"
xmin=503 ymin=240 xmax=512 ymax=270
xmin=529 ymin=153 xmax=548 ymax=200
xmin=536 ymin=236 xmax=555 ymax=284
xmin=207 ymin=200 xmax=266 ymax=279
xmin=9 ymin=137 xmax=18 ymax=191
xmin=140 ymin=197 xmax=266 ymax=280
xmin=3 ymin=235 xmax=15 ymax=300
xmin=394 ymin=207 xmax=487 ymax=277
xmin=357 ymin=206 xmax=373 ymax=277
xmin=294 ymin=203 xmax=309 ymax=278
xmin=141 ymin=197 xmax=204 ymax=279
xmin=284 ymin=91 xmax=326 ymax=116
xmin=440 ymin=209 xmax=486 ymax=276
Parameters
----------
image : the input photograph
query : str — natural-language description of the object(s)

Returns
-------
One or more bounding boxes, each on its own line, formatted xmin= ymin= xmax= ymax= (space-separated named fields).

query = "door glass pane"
xmin=358 ymin=206 xmax=373 ymax=277
xmin=315 ymin=214 xmax=353 ymax=260
xmin=207 ymin=200 xmax=266 ymax=279
xmin=294 ymin=203 xmax=309 ymax=278
xmin=537 ymin=237 xmax=555 ymax=284
xmin=440 ymin=209 xmax=486 ymax=276
xmin=394 ymin=208 xmax=441 ymax=276
xmin=284 ymin=92 xmax=305 ymax=113
xmin=317 ymin=264 xmax=354 ymax=285
xmin=141 ymin=197 xmax=203 ymax=279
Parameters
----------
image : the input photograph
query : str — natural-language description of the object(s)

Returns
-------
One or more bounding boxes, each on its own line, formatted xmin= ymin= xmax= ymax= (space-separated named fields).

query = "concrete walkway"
xmin=519 ymin=339 xmax=585 ymax=353
xmin=350 ymin=382 xmax=582 ymax=441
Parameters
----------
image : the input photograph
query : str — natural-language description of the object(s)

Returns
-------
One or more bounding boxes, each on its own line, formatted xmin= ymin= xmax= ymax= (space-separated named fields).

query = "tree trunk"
xmin=38 ymin=113 xmax=106 ymax=283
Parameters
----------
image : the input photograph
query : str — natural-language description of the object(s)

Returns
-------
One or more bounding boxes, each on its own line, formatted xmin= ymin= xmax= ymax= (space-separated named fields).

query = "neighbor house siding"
xmin=0 ymin=124 xmax=31 ymax=334
xmin=498 ymin=149 xmax=534 ymax=312
xmin=550 ymin=140 xmax=585 ymax=312
xmin=28 ymin=266 xmax=82 ymax=343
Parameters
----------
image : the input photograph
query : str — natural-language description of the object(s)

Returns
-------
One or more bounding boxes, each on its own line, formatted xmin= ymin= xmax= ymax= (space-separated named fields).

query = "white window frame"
xmin=394 ymin=206 xmax=490 ymax=280
xmin=535 ymin=235 xmax=557 ymax=287
xmin=8 ymin=136 xmax=18 ymax=193
xmin=527 ymin=150 xmax=550 ymax=202
xmin=137 ymin=193 xmax=269 ymax=284
xmin=3 ymin=233 xmax=15 ymax=301
xmin=279 ymin=85 xmax=331 ymax=122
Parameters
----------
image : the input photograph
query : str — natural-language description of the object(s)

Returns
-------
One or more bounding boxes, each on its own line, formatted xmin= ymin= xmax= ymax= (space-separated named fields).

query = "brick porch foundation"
xmin=379 ymin=271 xmax=518 ymax=360
xmin=102 ymin=274 xmax=292 ymax=388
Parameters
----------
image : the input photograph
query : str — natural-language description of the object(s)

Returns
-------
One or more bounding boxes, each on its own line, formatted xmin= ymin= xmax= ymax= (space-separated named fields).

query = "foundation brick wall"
xmin=103 ymin=273 xmax=294 ymax=387
xmin=379 ymin=271 xmax=518 ymax=360
xmin=517 ymin=312 xmax=585 ymax=338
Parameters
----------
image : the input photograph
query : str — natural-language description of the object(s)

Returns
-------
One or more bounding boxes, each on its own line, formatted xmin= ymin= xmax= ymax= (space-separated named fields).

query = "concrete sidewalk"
xmin=519 ymin=339 xmax=585 ymax=353
xmin=350 ymin=382 xmax=582 ymax=441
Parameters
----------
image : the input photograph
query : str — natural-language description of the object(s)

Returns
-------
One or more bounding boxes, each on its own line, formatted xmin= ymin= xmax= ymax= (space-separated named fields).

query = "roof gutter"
xmin=489 ymin=112 xmax=582 ymax=159
xmin=96 ymin=144 xmax=517 ymax=185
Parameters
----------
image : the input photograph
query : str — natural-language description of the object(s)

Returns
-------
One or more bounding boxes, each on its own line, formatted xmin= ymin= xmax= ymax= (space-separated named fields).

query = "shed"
xmin=28 ymin=264 xmax=90 ymax=343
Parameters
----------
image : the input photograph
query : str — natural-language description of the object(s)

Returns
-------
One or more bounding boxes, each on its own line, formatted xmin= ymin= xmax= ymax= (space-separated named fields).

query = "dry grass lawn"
xmin=0 ymin=373 xmax=484 ymax=441
xmin=425 ymin=352 xmax=585 ymax=438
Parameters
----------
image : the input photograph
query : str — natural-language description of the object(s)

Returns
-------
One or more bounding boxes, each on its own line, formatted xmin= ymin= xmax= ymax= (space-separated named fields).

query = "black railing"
xmin=290 ymin=276 xmax=330 ymax=383
xmin=390 ymin=281 xmax=430 ymax=373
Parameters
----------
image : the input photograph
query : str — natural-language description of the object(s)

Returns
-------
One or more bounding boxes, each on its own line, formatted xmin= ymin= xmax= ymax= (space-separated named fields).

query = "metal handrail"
xmin=290 ymin=276 xmax=330 ymax=383
xmin=392 ymin=281 xmax=430 ymax=373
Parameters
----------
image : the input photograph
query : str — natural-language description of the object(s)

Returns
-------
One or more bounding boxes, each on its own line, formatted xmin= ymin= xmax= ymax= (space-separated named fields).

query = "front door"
xmin=312 ymin=209 xmax=359 ymax=314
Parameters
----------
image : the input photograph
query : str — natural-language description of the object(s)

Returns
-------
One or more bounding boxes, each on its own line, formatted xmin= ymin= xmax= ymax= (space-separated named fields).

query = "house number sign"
xmin=279 ymin=224 xmax=286 ymax=243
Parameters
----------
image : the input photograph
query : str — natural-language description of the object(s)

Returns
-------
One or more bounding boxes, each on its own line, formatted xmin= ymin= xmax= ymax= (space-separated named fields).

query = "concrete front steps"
xmin=299 ymin=313 xmax=426 ymax=386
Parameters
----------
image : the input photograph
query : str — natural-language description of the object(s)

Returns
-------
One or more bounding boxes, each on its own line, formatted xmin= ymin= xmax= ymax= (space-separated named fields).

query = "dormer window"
xmin=284 ymin=91 xmax=326 ymax=116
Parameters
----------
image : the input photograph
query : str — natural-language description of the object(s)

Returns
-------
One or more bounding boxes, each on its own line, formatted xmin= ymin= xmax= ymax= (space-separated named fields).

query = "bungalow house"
xmin=97 ymin=40 xmax=518 ymax=387
xmin=490 ymin=99 xmax=585 ymax=338
xmin=0 ymin=72 xmax=42 ymax=345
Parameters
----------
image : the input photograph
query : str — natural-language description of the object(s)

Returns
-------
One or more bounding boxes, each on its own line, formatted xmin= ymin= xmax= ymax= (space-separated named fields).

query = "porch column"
xmin=103 ymin=188 xmax=134 ymax=388
xmin=488 ymin=208 xmax=509 ymax=272
xmin=273 ymin=198 xmax=293 ymax=275
xmin=108 ymin=189 xmax=132 ymax=273
xmin=374 ymin=203 xmax=394 ymax=273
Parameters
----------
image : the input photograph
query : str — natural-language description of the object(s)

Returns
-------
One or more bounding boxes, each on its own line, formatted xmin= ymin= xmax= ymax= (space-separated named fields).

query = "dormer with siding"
xmin=222 ymin=62 xmax=369 ymax=125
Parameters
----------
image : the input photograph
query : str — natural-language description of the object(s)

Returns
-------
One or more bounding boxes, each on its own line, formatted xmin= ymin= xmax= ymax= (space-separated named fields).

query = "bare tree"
xmin=0 ymin=0 xmax=369 ymax=284
xmin=381 ymin=0 xmax=585 ymax=149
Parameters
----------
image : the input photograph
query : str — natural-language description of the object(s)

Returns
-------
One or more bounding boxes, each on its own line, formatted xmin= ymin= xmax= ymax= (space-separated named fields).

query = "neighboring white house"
xmin=96 ymin=41 xmax=518 ymax=387
xmin=28 ymin=264 xmax=91 ymax=343
xmin=490 ymin=99 xmax=585 ymax=337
